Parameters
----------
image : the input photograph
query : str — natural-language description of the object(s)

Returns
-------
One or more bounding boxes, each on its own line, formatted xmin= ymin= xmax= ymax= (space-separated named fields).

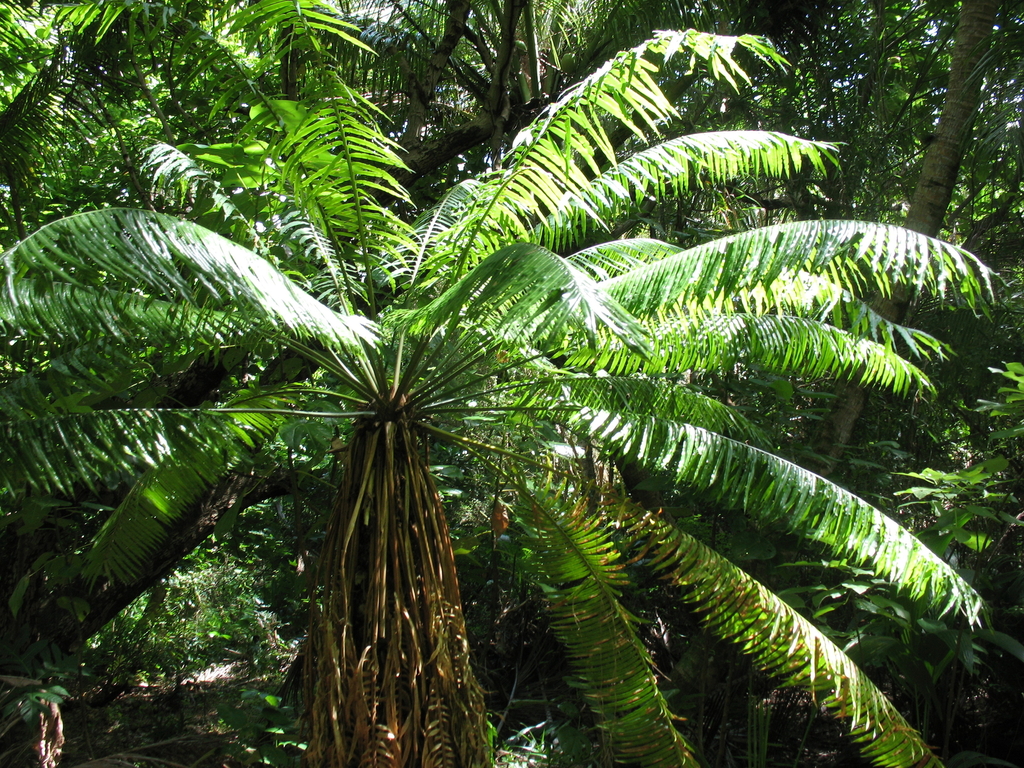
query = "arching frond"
xmin=568 ymin=236 xmax=953 ymax=358
xmin=226 ymin=0 xmax=370 ymax=55
xmin=0 ymin=280 xmax=241 ymax=357
xmin=0 ymin=37 xmax=68 ymax=184
xmin=1 ymin=208 xmax=377 ymax=349
xmin=230 ymin=73 xmax=414 ymax=312
xmin=404 ymin=181 xmax=481 ymax=290
xmin=0 ymin=335 xmax=230 ymax=436
xmin=540 ymin=131 xmax=836 ymax=251
xmin=523 ymin=492 xmax=701 ymax=768
xmin=143 ymin=143 xmax=258 ymax=241
xmin=333 ymin=0 xmax=459 ymax=115
xmin=431 ymin=31 xmax=789 ymax=273
xmin=83 ymin=453 xmax=232 ymax=583
xmin=271 ymin=78 xmax=410 ymax=219
xmin=573 ymin=408 xmax=984 ymax=621
xmin=0 ymin=408 xmax=235 ymax=498
xmin=565 ymin=238 xmax=674 ymax=280
xmin=80 ymin=389 xmax=287 ymax=582
xmin=519 ymin=373 xmax=772 ymax=447
xmin=575 ymin=313 xmax=934 ymax=395
xmin=604 ymin=220 xmax=993 ymax=318
xmin=401 ymin=242 xmax=649 ymax=354
xmin=616 ymin=502 xmax=943 ymax=768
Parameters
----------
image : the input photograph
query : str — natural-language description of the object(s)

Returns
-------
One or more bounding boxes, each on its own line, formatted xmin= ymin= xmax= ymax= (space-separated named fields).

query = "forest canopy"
xmin=2 ymin=1 xmax=1024 ymax=767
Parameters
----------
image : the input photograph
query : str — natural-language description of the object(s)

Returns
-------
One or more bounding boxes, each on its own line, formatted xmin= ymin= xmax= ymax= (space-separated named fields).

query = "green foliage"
xmin=899 ymin=456 xmax=1017 ymax=559
xmin=0 ymin=635 xmax=73 ymax=725
xmin=979 ymin=363 xmax=1024 ymax=440
xmin=86 ymin=552 xmax=298 ymax=688
xmin=2 ymin=3 xmax=1017 ymax=765
xmin=523 ymin=492 xmax=698 ymax=767
xmin=626 ymin=501 xmax=945 ymax=768
xmin=219 ymin=690 xmax=305 ymax=767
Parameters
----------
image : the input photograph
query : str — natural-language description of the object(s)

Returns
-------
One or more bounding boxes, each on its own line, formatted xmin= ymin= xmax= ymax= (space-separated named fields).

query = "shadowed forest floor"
xmin=51 ymin=670 xmax=894 ymax=768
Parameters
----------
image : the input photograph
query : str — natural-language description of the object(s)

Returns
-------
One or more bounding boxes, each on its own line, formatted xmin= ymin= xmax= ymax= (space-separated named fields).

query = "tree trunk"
xmin=303 ymin=418 xmax=488 ymax=767
xmin=816 ymin=0 xmax=998 ymax=470
xmin=904 ymin=0 xmax=999 ymax=239
xmin=35 ymin=701 xmax=63 ymax=768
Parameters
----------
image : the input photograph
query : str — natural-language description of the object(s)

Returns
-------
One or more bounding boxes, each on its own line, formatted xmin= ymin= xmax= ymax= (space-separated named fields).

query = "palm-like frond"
xmin=0 ymin=333 xmax=218 ymax=436
xmin=604 ymin=220 xmax=993 ymax=318
xmin=158 ymin=0 xmax=413 ymax=302
xmin=79 ymin=389 xmax=287 ymax=582
xmin=333 ymin=0 xmax=461 ymax=117
xmin=82 ymin=453 xmax=233 ymax=583
xmin=565 ymin=238 xmax=672 ymax=280
xmin=523 ymin=492 xmax=700 ymax=768
xmin=270 ymin=78 xmax=410 ymax=231
xmin=224 ymin=74 xmax=414 ymax=312
xmin=401 ymin=241 xmax=649 ymax=353
xmin=403 ymin=180 xmax=481 ymax=289
xmin=226 ymin=0 xmax=369 ymax=55
xmin=424 ymin=31 xmax=788 ymax=274
xmin=539 ymin=131 xmax=835 ymax=251
xmin=616 ymin=501 xmax=943 ymax=768
xmin=0 ymin=17 xmax=70 ymax=184
xmin=0 ymin=281 xmax=239 ymax=357
xmin=573 ymin=408 xmax=984 ymax=620
xmin=0 ymin=408 xmax=234 ymax=498
xmin=1 ymin=208 xmax=376 ymax=349
xmin=576 ymin=313 xmax=935 ymax=395
xmin=520 ymin=373 xmax=772 ymax=447
xmin=143 ymin=143 xmax=258 ymax=241
xmin=566 ymin=236 xmax=954 ymax=359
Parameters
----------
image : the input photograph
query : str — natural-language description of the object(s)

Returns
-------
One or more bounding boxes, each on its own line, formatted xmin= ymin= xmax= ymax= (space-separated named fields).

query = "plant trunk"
xmin=303 ymin=419 xmax=488 ymax=768
xmin=35 ymin=701 xmax=63 ymax=768
xmin=816 ymin=0 xmax=998 ymax=469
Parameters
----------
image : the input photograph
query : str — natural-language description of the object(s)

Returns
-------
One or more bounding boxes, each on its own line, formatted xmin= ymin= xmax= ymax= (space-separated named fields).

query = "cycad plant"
xmin=1 ymin=21 xmax=992 ymax=768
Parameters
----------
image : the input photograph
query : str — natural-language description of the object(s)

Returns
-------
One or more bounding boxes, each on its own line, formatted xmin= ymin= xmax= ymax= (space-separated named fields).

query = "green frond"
xmin=185 ymin=0 xmax=414 ymax=293
xmin=710 ymin=269 xmax=950 ymax=358
xmin=512 ymin=30 xmax=780 ymax=158
xmin=0 ymin=336 xmax=220 ymax=427
xmin=574 ymin=409 xmax=984 ymax=621
xmin=575 ymin=313 xmax=934 ymax=395
xmin=226 ymin=0 xmax=371 ymax=56
xmin=0 ymin=408 xmax=235 ymax=498
xmin=82 ymin=453 xmax=232 ymax=584
xmin=0 ymin=33 xmax=70 ymax=183
xmin=401 ymin=242 xmax=650 ymax=354
xmin=0 ymin=279 xmax=241 ymax=357
xmin=405 ymin=181 xmax=481 ymax=289
xmin=53 ymin=0 xmax=128 ymax=39
xmin=523 ymin=492 xmax=701 ymax=768
xmin=541 ymin=132 xmax=836 ymax=251
xmin=604 ymin=220 xmax=993 ymax=318
xmin=433 ymin=31 xmax=786 ymax=272
xmin=520 ymin=374 xmax=772 ymax=447
xmin=143 ymin=143 xmax=257 ymax=240
xmin=571 ymin=237 xmax=951 ymax=360
xmin=1 ymin=208 xmax=377 ymax=349
xmin=565 ymin=238 xmax=673 ymax=280
xmin=236 ymin=75 xmax=414 ymax=309
xmin=79 ymin=389 xmax=288 ymax=582
xmin=616 ymin=502 xmax=943 ymax=768
xmin=272 ymin=82 xmax=409 ymax=204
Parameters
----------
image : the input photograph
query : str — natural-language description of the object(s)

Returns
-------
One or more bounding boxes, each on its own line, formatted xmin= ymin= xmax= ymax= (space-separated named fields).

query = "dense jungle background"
xmin=3 ymin=0 xmax=1024 ymax=766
